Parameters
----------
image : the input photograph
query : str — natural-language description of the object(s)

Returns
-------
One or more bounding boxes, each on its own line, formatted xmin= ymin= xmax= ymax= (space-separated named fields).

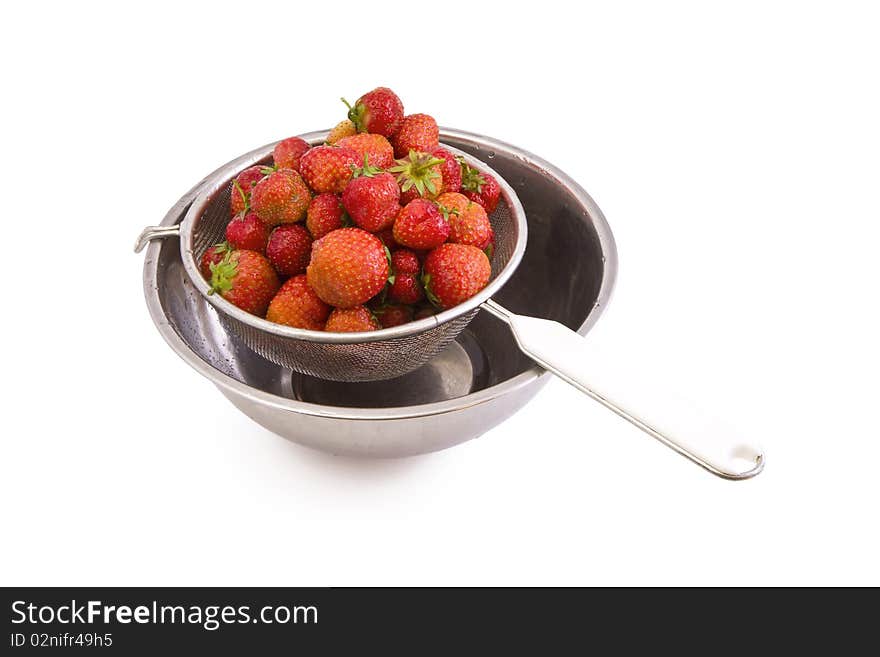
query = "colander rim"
xmin=179 ymin=132 xmax=528 ymax=345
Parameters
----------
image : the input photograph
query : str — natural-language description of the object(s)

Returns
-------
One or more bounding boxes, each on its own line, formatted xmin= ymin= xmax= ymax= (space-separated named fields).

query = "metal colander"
xmin=164 ymin=131 xmax=526 ymax=382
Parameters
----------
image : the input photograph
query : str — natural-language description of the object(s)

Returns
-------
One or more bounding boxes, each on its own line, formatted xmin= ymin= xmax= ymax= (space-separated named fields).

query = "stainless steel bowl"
xmin=141 ymin=128 xmax=617 ymax=457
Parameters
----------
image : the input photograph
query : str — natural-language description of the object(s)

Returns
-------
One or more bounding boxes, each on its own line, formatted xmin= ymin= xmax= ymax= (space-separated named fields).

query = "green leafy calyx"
xmin=208 ymin=251 xmax=239 ymax=296
xmin=389 ymin=150 xmax=445 ymax=197
xmin=459 ymin=158 xmax=486 ymax=194
xmin=341 ymin=97 xmax=367 ymax=133
xmin=350 ymin=155 xmax=383 ymax=179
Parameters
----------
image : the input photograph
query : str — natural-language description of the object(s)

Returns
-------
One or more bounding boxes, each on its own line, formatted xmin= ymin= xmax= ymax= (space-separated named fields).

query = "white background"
xmin=2 ymin=1 xmax=878 ymax=586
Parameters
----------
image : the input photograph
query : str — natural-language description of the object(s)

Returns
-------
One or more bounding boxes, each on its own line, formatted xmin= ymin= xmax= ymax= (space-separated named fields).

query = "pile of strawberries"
xmin=201 ymin=87 xmax=501 ymax=332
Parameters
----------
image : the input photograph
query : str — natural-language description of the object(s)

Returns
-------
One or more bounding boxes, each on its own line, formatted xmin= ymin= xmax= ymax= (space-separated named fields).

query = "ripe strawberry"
xmin=230 ymin=166 xmax=266 ymax=216
xmin=265 ymin=275 xmax=330 ymax=330
xmin=392 ymin=199 xmax=449 ymax=250
xmin=342 ymin=87 xmax=404 ymax=137
xmin=389 ymin=273 xmax=424 ymax=305
xmin=208 ymin=249 xmax=280 ymax=316
xmin=200 ymin=242 xmax=230 ymax=280
xmin=478 ymin=227 xmax=495 ymax=260
xmin=341 ymin=169 xmax=400 ymax=232
xmin=273 ymin=136 xmax=310 ymax=172
xmin=375 ymin=227 xmax=400 ymax=251
xmin=422 ymin=243 xmax=491 ymax=309
xmin=251 ymin=168 xmax=311 ymax=226
xmin=436 ymin=192 xmax=492 ymax=248
xmin=266 ymin=223 xmax=313 ymax=277
xmin=389 ymin=150 xmax=445 ymax=203
xmin=325 ymin=305 xmax=381 ymax=332
xmin=306 ymin=193 xmax=348 ymax=240
xmin=432 ymin=147 xmax=462 ymax=193
xmin=413 ymin=305 xmax=436 ymax=321
xmin=337 ymin=133 xmax=395 ymax=169
xmin=372 ymin=303 xmax=413 ymax=328
xmin=460 ymin=161 xmax=501 ymax=214
xmin=307 ymin=228 xmax=390 ymax=308
xmin=392 ymin=114 xmax=439 ymax=158
xmin=327 ymin=119 xmax=357 ymax=145
xmin=226 ymin=211 xmax=270 ymax=253
xmin=299 ymin=145 xmax=359 ymax=194
xmin=391 ymin=249 xmax=420 ymax=276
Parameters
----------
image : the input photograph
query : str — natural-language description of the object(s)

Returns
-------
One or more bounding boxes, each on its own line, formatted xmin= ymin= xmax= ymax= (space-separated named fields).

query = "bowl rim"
xmin=141 ymin=127 xmax=618 ymax=420
xmin=180 ymin=134 xmax=527 ymax=345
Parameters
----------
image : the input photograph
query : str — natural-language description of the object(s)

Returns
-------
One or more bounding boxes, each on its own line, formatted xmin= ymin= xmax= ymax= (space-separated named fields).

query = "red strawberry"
xmin=341 ymin=169 xmax=400 ymax=232
xmin=306 ymin=228 xmax=390 ymax=308
xmin=373 ymin=304 xmax=413 ymax=328
xmin=200 ymin=242 xmax=230 ymax=280
xmin=266 ymin=275 xmax=330 ymax=330
xmin=436 ymin=192 xmax=492 ymax=248
xmin=432 ymin=147 xmax=462 ymax=194
xmin=266 ymin=223 xmax=312 ymax=277
xmin=392 ymin=114 xmax=439 ymax=158
xmin=208 ymin=249 xmax=280 ymax=316
xmin=230 ymin=166 xmax=266 ymax=216
xmin=299 ymin=145 xmax=359 ymax=194
xmin=392 ymin=199 xmax=449 ymax=250
xmin=389 ymin=273 xmax=424 ymax=305
xmin=389 ymin=150 xmax=445 ymax=203
xmin=324 ymin=305 xmax=381 ymax=332
xmin=343 ymin=87 xmax=404 ymax=137
xmin=273 ymin=136 xmax=310 ymax=172
xmin=375 ymin=227 xmax=400 ymax=251
xmin=306 ymin=193 xmax=348 ymax=240
xmin=478 ymin=226 xmax=495 ymax=259
xmin=326 ymin=119 xmax=357 ymax=145
xmin=414 ymin=305 xmax=436 ymax=321
xmin=423 ymin=243 xmax=491 ymax=309
xmin=337 ymin=133 xmax=395 ymax=169
xmin=251 ymin=168 xmax=311 ymax=226
xmin=391 ymin=249 xmax=420 ymax=276
xmin=460 ymin=161 xmax=501 ymax=214
xmin=226 ymin=211 xmax=270 ymax=253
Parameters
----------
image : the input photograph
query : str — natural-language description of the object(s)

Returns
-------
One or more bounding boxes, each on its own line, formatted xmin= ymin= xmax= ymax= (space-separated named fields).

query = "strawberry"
xmin=342 ymin=87 xmax=404 ymax=137
xmin=273 ymin=136 xmax=310 ymax=172
xmin=265 ymin=274 xmax=330 ymax=330
xmin=414 ymin=305 xmax=436 ymax=321
xmin=389 ymin=273 xmax=424 ymax=305
xmin=460 ymin=160 xmax=501 ymax=214
xmin=422 ymin=243 xmax=491 ymax=309
xmin=337 ymin=133 xmax=395 ymax=169
xmin=251 ymin=168 xmax=311 ymax=226
xmin=391 ymin=248 xmax=420 ymax=276
xmin=226 ymin=211 xmax=270 ymax=253
xmin=341 ymin=167 xmax=400 ymax=232
xmin=375 ymin=227 xmax=400 ymax=251
xmin=392 ymin=199 xmax=449 ymax=250
xmin=306 ymin=228 xmax=390 ymax=308
xmin=392 ymin=114 xmax=439 ymax=158
xmin=230 ymin=165 xmax=266 ymax=216
xmin=200 ymin=242 xmax=230 ymax=280
xmin=436 ymin=192 xmax=491 ymax=248
xmin=326 ymin=119 xmax=357 ymax=145
xmin=389 ymin=150 xmax=445 ymax=203
xmin=325 ymin=305 xmax=381 ymax=332
xmin=208 ymin=249 xmax=280 ymax=316
xmin=299 ymin=145 xmax=359 ymax=194
xmin=266 ymin=223 xmax=313 ymax=277
xmin=478 ymin=227 xmax=495 ymax=260
xmin=432 ymin=147 xmax=462 ymax=194
xmin=306 ymin=193 xmax=348 ymax=240
xmin=372 ymin=303 xmax=413 ymax=328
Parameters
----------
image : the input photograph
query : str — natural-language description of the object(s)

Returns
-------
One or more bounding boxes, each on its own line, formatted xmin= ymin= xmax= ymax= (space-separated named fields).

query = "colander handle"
xmin=134 ymin=224 xmax=180 ymax=253
xmin=482 ymin=299 xmax=764 ymax=480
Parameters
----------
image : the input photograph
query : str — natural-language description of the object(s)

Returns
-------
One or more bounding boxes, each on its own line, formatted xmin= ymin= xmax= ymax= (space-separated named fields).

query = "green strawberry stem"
xmin=421 ymin=273 xmax=441 ymax=308
xmin=459 ymin=159 xmax=486 ymax=193
xmin=341 ymin=97 xmax=366 ymax=132
xmin=350 ymin=155 xmax=382 ymax=179
xmin=232 ymin=180 xmax=249 ymax=211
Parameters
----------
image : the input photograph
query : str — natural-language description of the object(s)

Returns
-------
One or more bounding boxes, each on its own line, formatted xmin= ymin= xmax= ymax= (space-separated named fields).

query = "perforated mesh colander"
xmin=177 ymin=132 xmax=527 ymax=382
